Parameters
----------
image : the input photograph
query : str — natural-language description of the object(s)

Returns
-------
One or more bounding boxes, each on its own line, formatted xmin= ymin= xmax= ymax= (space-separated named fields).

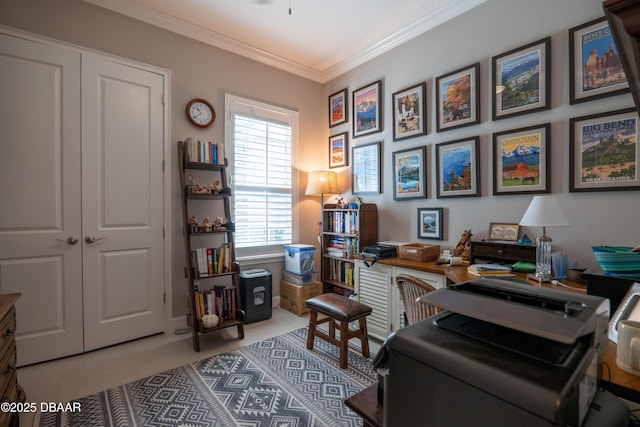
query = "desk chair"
xmin=395 ymin=274 xmax=442 ymax=325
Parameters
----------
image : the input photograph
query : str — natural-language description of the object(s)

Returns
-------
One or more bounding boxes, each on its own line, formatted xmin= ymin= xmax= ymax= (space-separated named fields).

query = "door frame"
xmin=0 ymin=24 xmax=174 ymax=336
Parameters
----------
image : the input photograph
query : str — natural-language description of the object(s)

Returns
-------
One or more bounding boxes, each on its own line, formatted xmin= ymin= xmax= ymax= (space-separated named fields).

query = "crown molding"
xmin=84 ymin=0 xmax=485 ymax=84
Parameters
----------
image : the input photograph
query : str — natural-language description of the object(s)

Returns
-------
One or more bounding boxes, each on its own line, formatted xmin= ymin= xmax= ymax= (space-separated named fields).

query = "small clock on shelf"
xmin=186 ymin=98 xmax=216 ymax=128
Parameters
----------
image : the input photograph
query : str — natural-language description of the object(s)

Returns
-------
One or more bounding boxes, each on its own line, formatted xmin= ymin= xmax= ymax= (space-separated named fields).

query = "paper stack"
xmin=467 ymin=264 xmax=514 ymax=277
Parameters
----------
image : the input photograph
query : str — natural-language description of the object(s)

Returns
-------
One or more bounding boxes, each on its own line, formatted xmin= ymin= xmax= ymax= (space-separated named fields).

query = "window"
xmin=225 ymin=94 xmax=298 ymax=257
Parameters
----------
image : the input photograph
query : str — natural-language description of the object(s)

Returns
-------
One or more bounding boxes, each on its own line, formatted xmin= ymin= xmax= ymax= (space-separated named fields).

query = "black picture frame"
xmin=492 ymin=123 xmax=551 ymax=195
xmin=435 ymin=136 xmax=480 ymax=198
xmin=392 ymin=82 xmax=427 ymax=141
xmin=392 ymin=146 xmax=426 ymax=200
xmin=352 ymin=80 xmax=383 ymax=138
xmin=417 ymin=207 xmax=443 ymax=240
xmin=329 ymin=132 xmax=348 ymax=168
xmin=492 ymin=37 xmax=551 ymax=120
xmin=569 ymin=108 xmax=640 ymax=192
xmin=436 ymin=63 xmax=480 ymax=132
xmin=569 ymin=17 xmax=629 ymax=105
xmin=329 ymin=88 xmax=348 ymax=127
xmin=352 ymin=141 xmax=382 ymax=194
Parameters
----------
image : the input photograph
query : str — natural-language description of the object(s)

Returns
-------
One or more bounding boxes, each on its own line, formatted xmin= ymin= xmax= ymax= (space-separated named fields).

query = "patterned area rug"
xmin=39 ymin=327 xmax=376 ymax=426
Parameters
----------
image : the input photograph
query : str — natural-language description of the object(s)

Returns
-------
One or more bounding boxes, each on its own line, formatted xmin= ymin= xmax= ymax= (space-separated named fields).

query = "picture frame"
xmin=569 ymin=17 xmax=629 ymax=105
xmin=392 ymin=82 xmax=427 ymax=141
xmin=436 ymin=63 xmax=480 ymax=132
xmin=392 ymin=146 xmax=426 ymax=200
xmin=569 ymin=108 xmax=640 ymax=192
xmin=417 ymin=207 xmax=443 ymax=240
xmin=492 ymin=37 xmax=551 ymax=120
xmin=492 ymin=123 xmax=550 ymax=195
xmin=435 ymin=136 xmax=480 ymax=198
xmin=488 ymin=223 xmax=520 ymax=242
xmin=352 ymin=141 xmax=382 ymax=194
xmin=329 ymin=88 xmax=348 ymax=127
xmin=353 ymin=80 xmax=383 ymax=138
xmin=329 ymin=132 xmax=348 ymax=168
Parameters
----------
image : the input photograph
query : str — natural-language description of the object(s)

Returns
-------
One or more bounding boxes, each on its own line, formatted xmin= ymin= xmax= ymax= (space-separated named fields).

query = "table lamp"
xmin=305 ymin=171 xmax=338 ymax=208
xmin=519 ymin=195 xmax=569 ymax=281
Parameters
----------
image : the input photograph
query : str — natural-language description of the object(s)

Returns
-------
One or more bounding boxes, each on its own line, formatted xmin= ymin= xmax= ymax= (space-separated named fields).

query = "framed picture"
xmin=569 ymin=17 xmax=628 ymax=105
xmin=392 ymin=146 xmax=426 ymax=200
xmin=329 ymin=132 xmax=348 ymax=168
xmin=353 ymin=80 xmax=383 ymax=138
xmin=492 ymin=123 xmax=550 ymax=195
xmin=352 ymin=141 xmax=381 ymax=194
xmin=417 ymin=208 xmax=443 ymax=240
xmin=488 ymin=223 xmax=520 ymax=242
xmin=492 ymin=37 xmax=551 ymax=120
xmin=569 ymin=108 xmax=640 ymax=192
xmin=436 ymin=63 xmax=480 ymax=132
xmin=435 ymin=136 xmax=480 ymax=198
xmin=392 ymin=82 xmax=427 ymax=141
xmin=329 ymin=88 xmax=348 ymax=127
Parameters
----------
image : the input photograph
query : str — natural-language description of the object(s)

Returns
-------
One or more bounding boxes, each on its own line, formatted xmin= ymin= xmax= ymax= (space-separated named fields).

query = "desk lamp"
xmin=305 ymin=171 xmax=338 ymax=208
xmin=519 ymin=195 xmax=569 ymax=281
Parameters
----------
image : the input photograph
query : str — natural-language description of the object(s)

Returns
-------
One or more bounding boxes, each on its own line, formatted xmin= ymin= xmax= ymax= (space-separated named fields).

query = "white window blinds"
xmin=225 ymin=94 xmax=298 ymax=252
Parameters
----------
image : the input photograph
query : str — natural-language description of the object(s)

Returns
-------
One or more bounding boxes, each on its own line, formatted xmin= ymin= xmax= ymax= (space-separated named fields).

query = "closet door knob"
xmin=85 ymin=236 xmax=106 ymax=244
xmin=56 ymin=236 xmax=79 ymax=245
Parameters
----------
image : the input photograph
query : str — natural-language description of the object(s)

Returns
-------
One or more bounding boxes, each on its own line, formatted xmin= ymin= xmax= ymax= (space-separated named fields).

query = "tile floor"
xmin=17 ymin=307 xmax=380 ymax=426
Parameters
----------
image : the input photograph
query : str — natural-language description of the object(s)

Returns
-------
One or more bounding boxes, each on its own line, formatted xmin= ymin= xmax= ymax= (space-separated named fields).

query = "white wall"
xmin=323 ymin=0 xmax=639 ymax=270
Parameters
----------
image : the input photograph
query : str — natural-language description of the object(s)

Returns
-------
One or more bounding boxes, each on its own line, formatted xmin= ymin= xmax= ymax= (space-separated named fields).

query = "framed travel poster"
xmin=392 ymin=82 xmax=427 ymax=141
xmin=417 ymin=207 xmax=443 ymax=240
xmin=493 ymin=123 xmax=550 ymax=195
xmin=329 ymin=88 xmax=348 ymax=127
xmin=569 ymin=17 xmax=629 ymax=104
xmin=329 ymin=132 xmax=348 ymax=168
xmin=352 ymin=141 xmax=381 ymax=194
xmin=435 ymin=136 xmax=480 ymax=198
xmin=570 ymin=108 xmax=640 ymax=192
xmin=492 ymin=37 xmax=551 ymax=120
xmin=392 ymin=146 xmax=426 ymax=200
xmin=436 ymin=63 xmax=480 ymax=132
xmin=353 ymin=80 xmax=383 ymax=138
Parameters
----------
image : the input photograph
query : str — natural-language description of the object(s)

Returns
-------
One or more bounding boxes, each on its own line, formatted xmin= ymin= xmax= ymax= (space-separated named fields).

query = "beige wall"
xmin=324 ymin=0 xmax=639 ymax=271
xmin=2 ymin=0 xmax=639 ymax=321
xmin=0 ymin=0 xmax=326 ymax=318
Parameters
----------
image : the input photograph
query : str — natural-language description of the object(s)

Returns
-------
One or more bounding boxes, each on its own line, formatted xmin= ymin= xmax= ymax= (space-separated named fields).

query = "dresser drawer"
xmin=470 ymin=241 xmax=536 ymax=264
xmin=0 ymin=306 xmax=16 ymax=352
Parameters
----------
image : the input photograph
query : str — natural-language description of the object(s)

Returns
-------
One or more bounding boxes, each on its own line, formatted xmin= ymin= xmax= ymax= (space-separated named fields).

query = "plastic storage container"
xmin=239 ymin=269 xmax=272 ymax=323
xmin=284 ymin=244 xmax=316 ymax=274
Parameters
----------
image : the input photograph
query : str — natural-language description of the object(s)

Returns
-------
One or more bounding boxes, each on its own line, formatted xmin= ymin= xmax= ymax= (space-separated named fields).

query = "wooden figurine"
xmin=452 ymin=229 xmax=473 ymax=260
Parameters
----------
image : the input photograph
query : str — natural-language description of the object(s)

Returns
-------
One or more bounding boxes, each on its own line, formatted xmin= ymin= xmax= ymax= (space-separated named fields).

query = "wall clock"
xmin=186 ymin=98 xmax=216 ymax=128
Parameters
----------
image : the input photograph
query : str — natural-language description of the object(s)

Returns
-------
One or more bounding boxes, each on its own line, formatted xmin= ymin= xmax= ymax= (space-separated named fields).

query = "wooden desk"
xmin=344 ymin=259 xmax=640 ymax=424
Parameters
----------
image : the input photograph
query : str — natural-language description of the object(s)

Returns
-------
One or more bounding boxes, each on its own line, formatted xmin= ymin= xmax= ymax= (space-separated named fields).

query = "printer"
xmin=381 ymin=278 xmax=627 ymax=427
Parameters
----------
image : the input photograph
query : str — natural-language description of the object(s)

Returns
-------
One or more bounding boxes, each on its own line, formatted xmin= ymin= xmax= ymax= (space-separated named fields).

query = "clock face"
xmin=186 ymin=98 xmax=216 ymax=128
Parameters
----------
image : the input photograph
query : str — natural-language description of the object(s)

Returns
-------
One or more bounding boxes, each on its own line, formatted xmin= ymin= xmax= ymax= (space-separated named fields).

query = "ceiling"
xmin=85 ymin=0 xmax=486 ymax=83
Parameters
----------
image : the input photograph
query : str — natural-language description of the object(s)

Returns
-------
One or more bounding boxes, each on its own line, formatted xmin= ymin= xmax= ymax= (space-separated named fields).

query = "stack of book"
xmin=467 ymin=264 xmax=514 ymax=277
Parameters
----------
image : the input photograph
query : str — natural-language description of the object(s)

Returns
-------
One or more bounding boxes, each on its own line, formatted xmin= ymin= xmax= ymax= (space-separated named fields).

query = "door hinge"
xmin=163 ymin=227 xmax=165 ymax=239
xmin=164 ymin=292 xmax=166 ymax=304
xmin=161 ymin=93 xmax=165 ymax=105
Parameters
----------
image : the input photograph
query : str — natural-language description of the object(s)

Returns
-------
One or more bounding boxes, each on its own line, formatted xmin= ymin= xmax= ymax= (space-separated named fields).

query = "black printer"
xmin=381 ymin=278 xmax=627 ymax=427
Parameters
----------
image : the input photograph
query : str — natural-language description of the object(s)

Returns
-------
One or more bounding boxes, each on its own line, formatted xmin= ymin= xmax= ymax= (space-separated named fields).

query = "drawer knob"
xmin=3 ymin=329 xmax=14 ymax=338
xmin=497 ymin=249 xmax=504 ymax=255
xmin=4 ymin=364 xmax=14 ymax=375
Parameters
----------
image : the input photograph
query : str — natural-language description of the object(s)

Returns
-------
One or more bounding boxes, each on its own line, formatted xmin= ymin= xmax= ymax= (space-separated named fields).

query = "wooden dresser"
xmin=0 ymin=294 xmax=21 ymax=427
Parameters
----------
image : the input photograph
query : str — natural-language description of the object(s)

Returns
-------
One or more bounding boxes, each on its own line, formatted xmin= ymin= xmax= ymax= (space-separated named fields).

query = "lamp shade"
xmin=305 ymin=171 xmax=338 ymax=196
xmin=519 ymin=195 xmax=569 ymax=227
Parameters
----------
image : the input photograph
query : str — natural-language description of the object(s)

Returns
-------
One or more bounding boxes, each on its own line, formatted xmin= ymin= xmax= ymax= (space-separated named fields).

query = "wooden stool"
xmin=305 ymin=293 xmax=372 ymax=369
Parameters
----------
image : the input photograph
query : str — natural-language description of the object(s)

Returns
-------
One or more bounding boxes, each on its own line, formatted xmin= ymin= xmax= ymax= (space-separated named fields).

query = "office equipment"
xmin=238 ymin=269 xmax=272 ymax=323
xmin=383 ymin=278 xmax=622 ymax=426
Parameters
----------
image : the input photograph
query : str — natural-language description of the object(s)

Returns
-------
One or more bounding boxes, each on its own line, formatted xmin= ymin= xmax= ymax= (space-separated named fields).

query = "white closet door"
xmin=81 ymin=55 xmax=165 ymax=351
xmin=0 ymin=34 xmax=84 ymax=365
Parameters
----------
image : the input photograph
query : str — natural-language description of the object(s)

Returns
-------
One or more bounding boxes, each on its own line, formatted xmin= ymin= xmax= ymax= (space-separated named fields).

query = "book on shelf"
xmin=184 ymin=138 xmax=225 ymax=165
xmin=190 ymin=286 xmax=237 ymax=322
xmin=191 ymin=242 xmax=234 ymax=277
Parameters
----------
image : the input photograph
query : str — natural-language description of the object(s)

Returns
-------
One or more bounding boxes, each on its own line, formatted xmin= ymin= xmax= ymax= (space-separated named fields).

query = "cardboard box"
xmin=398 ymin=243 xmax=440 ymax=262
xmin=280 ymin=280 xmax=322 ymax=316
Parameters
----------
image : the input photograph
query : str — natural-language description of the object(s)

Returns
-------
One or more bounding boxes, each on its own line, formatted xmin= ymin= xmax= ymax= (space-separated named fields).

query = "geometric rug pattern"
xmin=39 ymin=327 xmax=376 ymax=426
